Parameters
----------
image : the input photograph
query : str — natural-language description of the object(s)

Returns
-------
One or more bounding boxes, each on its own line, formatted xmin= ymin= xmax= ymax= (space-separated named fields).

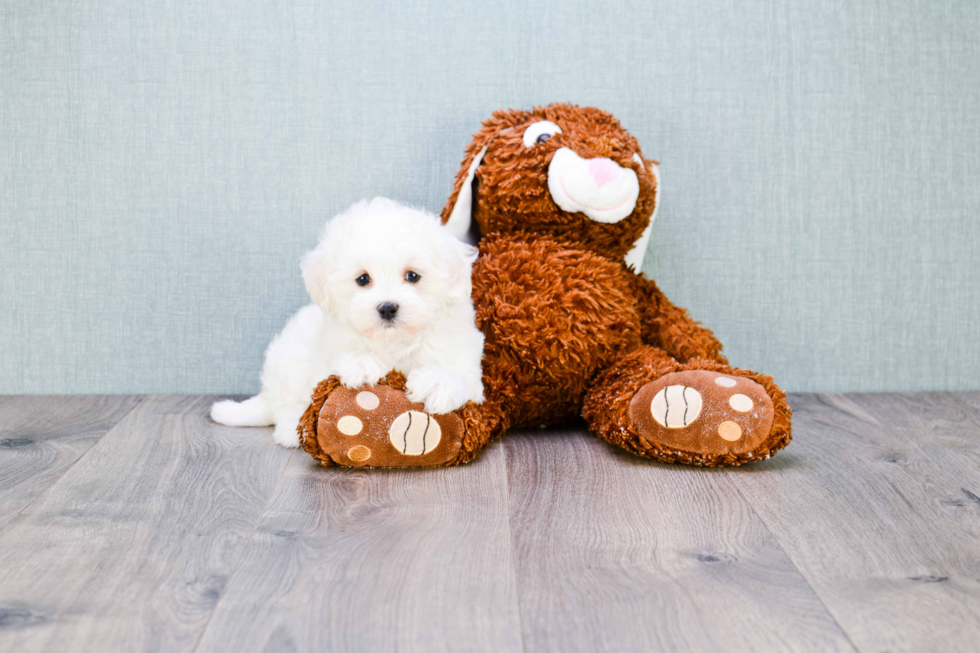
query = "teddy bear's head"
xmin=441 ymin=104 xmax=660 ymax=269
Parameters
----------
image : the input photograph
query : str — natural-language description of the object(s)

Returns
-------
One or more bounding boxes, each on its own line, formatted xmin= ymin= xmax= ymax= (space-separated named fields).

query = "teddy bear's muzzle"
xmin=547 ymin=147 xmax=640 ymax=224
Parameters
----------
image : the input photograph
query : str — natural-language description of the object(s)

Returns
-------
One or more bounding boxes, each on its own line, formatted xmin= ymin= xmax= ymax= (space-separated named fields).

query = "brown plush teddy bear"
xmin=299 ymin=104 xmax=792 ymax=468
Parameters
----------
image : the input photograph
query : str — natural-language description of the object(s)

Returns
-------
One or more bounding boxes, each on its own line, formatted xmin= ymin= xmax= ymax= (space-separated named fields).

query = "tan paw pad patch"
xmin=718 ymin=421 xmax=742 ymax=441
xmin=650 ymin=385 xmax=703 ymax=428
xmin=356 ymin=391 xmax=380 ymax=410
xmin=728 ymin=394 xmax=753 ymax=412
xmin=630 ymin=370 xmax=775 ymax=457
xmin=389 ymin=410 xmax=442 ymax=455
xmin=347 ymin=445 xmax=372 ymax=462
xmin=316 ymin=383 xmax=463 ymax=467
xmin=337 ymin=415 xmax=363 ymax=435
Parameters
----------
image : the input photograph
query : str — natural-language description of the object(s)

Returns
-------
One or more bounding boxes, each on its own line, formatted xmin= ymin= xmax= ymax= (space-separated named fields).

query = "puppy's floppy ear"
xmin=445 ymin=236 xmax=478 ymax=303
xmin=301 ymin=240 xmax=332 ymax=311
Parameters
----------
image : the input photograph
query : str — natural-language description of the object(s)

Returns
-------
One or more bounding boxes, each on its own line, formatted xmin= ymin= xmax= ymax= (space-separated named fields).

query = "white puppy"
xmin=211 ymin=198 xmax=485 ymax=447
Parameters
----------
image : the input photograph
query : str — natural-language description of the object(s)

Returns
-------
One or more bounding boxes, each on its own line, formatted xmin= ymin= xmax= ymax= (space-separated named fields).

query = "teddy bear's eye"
xmin=356 ymin=273 xmax=371 ymax=286
xmin=522 ymin=121 xmax=562 ymax=147
xmin=405 ymin=271 xmax=421 ymax=283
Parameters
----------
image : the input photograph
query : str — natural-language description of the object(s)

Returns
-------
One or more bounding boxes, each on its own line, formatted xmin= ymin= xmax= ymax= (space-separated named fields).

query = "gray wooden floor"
xmin=1 ymin=393 xmax=979 ymax=652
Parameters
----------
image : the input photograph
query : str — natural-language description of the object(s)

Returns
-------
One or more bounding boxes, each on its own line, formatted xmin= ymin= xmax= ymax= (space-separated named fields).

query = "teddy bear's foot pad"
xmin=629 ymin=370 xmax=774 ymax=457
xmin=317 ymin=384 xmax=463 ymax=467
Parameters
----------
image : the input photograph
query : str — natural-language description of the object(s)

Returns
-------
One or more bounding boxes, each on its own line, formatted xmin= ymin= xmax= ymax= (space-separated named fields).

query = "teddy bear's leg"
xmin=582 ymin=346 xmax=792 ymax=466
xmin=297 ymin=371 xmax=508 ymax=468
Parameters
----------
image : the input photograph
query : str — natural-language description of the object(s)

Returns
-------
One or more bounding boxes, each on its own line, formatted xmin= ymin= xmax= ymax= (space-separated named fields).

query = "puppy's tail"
xmin=210 ymin=395 xmax=274 ymax=427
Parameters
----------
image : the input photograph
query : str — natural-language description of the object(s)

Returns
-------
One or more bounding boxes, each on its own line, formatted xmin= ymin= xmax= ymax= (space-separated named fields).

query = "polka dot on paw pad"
xmin=650 ymin=385 xmax=703 ymax=428
xmin=729 ymin=394 xmax=754 ymax=412
xmin=715 ymin=377 xmax=737 ymax=388
xmin=347 ymin=445 xmax=371 ymax=462
xmin=356 ymin=391 xmax=380 ymax=410
xmin=389 ymin=410 xmax=442 ymax=455
xmin=337 ymin=415 xmax=363 ymax=435
xmin=718 ymin=421 xmax=742 ymax=441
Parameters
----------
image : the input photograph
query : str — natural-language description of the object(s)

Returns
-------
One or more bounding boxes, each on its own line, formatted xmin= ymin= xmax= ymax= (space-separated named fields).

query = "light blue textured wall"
xmin=2 ymin=0 xmax=978 ymax=394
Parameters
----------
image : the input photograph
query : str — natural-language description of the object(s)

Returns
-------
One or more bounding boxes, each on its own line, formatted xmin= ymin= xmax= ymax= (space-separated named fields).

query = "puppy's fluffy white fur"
xmin=211 ymin=198 xmax=485 ymax=448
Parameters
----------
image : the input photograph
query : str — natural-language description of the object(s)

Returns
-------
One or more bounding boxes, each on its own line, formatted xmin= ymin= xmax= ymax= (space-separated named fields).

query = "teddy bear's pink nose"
xmin=587 ymin=158 xmax=621 ymax=187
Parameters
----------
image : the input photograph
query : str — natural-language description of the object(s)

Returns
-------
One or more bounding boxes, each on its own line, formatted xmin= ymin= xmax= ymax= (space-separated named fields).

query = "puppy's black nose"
xmin=377 ymin=302 xmax=399 ymax=321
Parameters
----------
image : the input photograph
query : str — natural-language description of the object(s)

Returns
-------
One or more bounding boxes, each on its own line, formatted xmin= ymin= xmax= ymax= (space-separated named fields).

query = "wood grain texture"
xmin=856 ymin=392 xmax=980 ymax=559
xmin=503 ymin=427 xmax=855 ymax=653
xmin=728 ymin=393 xmax=980 ymax=653
xmin=2 ymin=393 xmax=979 ymax=653
xmin=194 ymin=440 xmax=523 ymax=653
xmin=0 ymin=396 xmax=292 ymax=653
xmin=0 ymin=395 xmax=141 ymax=530
xmin=859 ymin=392 xmax=980 ymax=495
xmin=954 ymin=391 xmax=980 ymax=413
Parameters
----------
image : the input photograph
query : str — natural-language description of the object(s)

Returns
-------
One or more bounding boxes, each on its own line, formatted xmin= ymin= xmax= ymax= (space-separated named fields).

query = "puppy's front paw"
xmin=272 ymin=409 xmax=304 ymax=448
xmin=273 ymin=422 xmax=300 ymax=448
xmin=333 ymin=354 xmax=387 ymax=389
xmin=406 ymin=367 xmax=470 ymax=414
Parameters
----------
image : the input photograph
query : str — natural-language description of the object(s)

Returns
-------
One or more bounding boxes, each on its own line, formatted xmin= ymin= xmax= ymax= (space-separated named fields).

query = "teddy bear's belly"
xmin=472 ymin=234 xmax=644 ymax=427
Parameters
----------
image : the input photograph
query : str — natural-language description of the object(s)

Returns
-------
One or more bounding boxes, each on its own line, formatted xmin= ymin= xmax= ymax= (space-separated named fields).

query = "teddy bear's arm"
xmin=629 ymin=273 xmax=728 ymax=365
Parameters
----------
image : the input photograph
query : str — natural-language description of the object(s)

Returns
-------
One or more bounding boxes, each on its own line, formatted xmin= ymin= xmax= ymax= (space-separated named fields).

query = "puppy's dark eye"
xmin=405 ymin=271 xmax=421 ymax=283
xmin=356 ymin=273 xmax=371 ymax=286
xmin=536 ymin=133 xmax=551 ymax=144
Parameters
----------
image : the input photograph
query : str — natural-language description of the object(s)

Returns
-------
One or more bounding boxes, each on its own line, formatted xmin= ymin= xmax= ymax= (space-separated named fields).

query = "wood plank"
xmin=0 ymin=395 xmax=141 ymax=530
xmin=854 ymin=392 xmax=980 ymax=542
xmin=728 ymin=393 xmax=980 ymax=653
xmin=954 ymin=391 xmax=980 ymax=413
xmin=0 ymin=396 xmax=292 ymax=653
xmin=504 ymin=427 xmax=854 ymax=653
xmin=195 ymin=440 xmax=523 ymax=653
xmin=860 ymin=391 xmax=980 ymax=485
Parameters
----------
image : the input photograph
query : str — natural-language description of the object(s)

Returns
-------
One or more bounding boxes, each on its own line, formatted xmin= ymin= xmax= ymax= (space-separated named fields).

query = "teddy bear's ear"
xmin=441 ymin=145 xmax=488 ymax=244
xmin=442 ymin=114 xmax=519 ymax=244
xmin=623 ymin=163 xmax=661 ymax=273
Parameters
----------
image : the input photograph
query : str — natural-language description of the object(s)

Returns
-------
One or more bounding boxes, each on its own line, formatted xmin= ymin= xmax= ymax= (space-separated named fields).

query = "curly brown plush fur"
xmin=472 ymin=232 xmax=643 ymax=427
xmin=298 ymin=375 xmax=346 ymax=466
